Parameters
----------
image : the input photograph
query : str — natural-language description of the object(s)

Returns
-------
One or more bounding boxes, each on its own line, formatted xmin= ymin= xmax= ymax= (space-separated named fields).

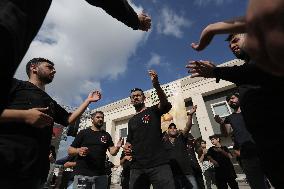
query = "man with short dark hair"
xmin=214 ymin=92 xmax=268 ymax=189
xmin=0 ymin=57 xmax=101 ymax=189
xmin=0 ymin=0 xmax=152 ymax=115
xmin=124 ymin=70 xmax=175 ymax=189
xmin=68 ymin=111 xmax=123 ymax=189
xmin=207 ymin=135 xmax=239 ymax=189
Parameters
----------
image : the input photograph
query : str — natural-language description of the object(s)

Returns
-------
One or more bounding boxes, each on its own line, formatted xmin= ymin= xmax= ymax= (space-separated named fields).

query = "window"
xmin=119 ymin=128 xmax=128 ymax=138
xmin=211 ymin=101 xmax=232 ymax=118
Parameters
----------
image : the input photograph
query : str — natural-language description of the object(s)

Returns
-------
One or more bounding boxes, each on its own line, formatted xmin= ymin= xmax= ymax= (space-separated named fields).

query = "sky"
xmin=15 ymin=0 xmax=248 ymax=110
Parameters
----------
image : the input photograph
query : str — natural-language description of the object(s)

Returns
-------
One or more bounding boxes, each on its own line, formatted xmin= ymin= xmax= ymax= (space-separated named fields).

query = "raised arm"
xmin=68 ymin=90 xmax=101 ymax=125
xmin=182 ymin=105 xmax=197 ymax=136
xmin=191 ymin=17 xmax=246 ymax=51
xmin=108 ymin=138 xmax=124 ymax=156
xmin=85 ymin=0 xmax=151 ymax=31
xmin=148 ymin=70 xmax=171 ymax=111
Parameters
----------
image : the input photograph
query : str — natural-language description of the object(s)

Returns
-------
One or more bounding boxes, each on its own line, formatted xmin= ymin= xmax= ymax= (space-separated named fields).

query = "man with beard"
xmin=214 ymin=92 xmax=268 ymax=189
xmin=124 ymin=70 xmax=175 ymax=189
xmin=0 ymin=0 xmax=151 ymax=115
xmin=68 ymin=111 xmax=123 ymax=189
xmin=162 ymin=105 xmax=203 ymax=189
xmin=187 ymin=27 xmax=284 ymax=188
xmin=0 ymin=57 xmax=102 ymax=189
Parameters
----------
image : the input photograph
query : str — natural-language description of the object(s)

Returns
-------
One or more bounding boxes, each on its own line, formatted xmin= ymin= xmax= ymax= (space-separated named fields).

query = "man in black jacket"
xmin=0 ymin=0 xmax=151 ymax=114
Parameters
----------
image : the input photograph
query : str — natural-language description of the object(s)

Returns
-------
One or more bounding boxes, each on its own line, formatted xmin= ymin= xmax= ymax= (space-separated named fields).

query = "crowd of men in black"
xmin=1 ymin=0 xmax=284 ymax=189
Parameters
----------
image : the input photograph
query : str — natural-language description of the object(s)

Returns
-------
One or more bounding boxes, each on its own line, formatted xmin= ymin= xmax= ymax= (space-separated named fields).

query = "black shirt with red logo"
xmin=71 ymin=128 xmax=114 ymax=176
xmin=127 ymin=105 xmax=171 ymax=169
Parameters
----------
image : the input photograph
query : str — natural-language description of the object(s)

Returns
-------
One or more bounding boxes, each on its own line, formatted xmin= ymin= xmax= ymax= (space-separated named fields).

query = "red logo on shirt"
xmin=100 ymin=135 xmax=108 ymax=143
xmin=142 ymin=114 xmax=150 ymax=124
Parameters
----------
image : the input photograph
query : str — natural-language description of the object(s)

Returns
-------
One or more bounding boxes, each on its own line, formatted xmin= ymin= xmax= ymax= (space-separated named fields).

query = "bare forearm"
xmin=109 ymin=146 xmax=120 ymax=156
xmin=183 ymin=115 xmax=193 ymax=135
xmin=0 ymin=109 xmax=28 ymax=123
xmin=120 ymin=157 xmax=127 ymax=165
xmin=68 ymin=99 xmax=90 ymax=125
xmin=68 ymin=147 xmax=79 ymax=156
xmin=208 ymin=17 xmax=246 ymax=35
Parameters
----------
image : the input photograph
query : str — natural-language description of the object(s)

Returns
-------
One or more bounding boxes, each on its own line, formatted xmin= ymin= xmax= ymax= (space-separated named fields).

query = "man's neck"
xmin=234 ymin=106 xmax=241 ymax=113
xmin=215 ymin=144 xmax=222 ymax=147
xmin=28 ymin=78 xmax=46 ymax=91
xmin=91 ymin=125 xmax=100 ymax=131
xmin=135 ymin=105 xmax=146 ymax=114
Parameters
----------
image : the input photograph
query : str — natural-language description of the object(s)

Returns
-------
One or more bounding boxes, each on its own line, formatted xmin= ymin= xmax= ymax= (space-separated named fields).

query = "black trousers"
xmin=129 ymin=164 xmax=175 ymax=189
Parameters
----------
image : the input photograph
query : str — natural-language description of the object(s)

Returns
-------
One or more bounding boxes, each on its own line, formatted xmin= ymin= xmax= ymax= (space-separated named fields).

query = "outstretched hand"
xmin=187 ymin=105 xmax=197 ymax=116
xmin=123 ymin=142 xmax=132 ymax=156
xmin=88 ymin=90 xmax=102 ymax=103
xmin=138 ymin=12 xmax=151 ymax=31
xmin=186 ymin=60 xmax=216 ymax=78
xmin=148 ymin=70 xmax=159 ymax=87
xmin=116 ymin=137 xmax=124 ymax=148
xmin=25 ymin=107 xmax=54 ymax=128
xmin=214 ymin=115 xmax=224 ymax=125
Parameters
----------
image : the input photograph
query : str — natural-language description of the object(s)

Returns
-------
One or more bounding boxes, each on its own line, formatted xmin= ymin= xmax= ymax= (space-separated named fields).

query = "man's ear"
xmin=30 ymin=64 xmax=38 ymax=73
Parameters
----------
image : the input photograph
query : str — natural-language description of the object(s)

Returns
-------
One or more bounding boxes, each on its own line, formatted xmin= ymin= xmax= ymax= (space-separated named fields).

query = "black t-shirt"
xmin=224 ymin=112 xmax=254 ymax=146
xmin=0 ymin=79 xmax=70 ymax=179
xmin=207 ymin=146 xmax=236 ymax=179
xmin=71 ymin=128 xmax=114 ymax=176
xmin=163 ymin=133 xmax=193 ymax=175
xmin=126 ymin=105 xmax=171 ymax=169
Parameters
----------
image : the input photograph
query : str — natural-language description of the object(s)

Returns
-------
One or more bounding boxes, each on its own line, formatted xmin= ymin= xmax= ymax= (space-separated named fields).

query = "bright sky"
xmin=15 ymin=0 xmax=248 ymax=109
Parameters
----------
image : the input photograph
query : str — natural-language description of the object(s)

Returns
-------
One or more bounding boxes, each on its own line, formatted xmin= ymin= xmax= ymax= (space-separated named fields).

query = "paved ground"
xmin=110 ymin=181 xmax=251 ymax=189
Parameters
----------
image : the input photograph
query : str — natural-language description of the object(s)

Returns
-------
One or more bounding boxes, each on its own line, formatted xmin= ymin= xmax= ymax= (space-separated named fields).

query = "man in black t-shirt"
xmin=162 ymin=105 xmax=203 ymax=189
xmin=0 ymin=58 xmax=101 ymax=189
xmin=214 ymin=92 xmax=268 ymax=189
xmin=0 ymin=0 xmax=152 ymax=115
xmin=68 ymin=111 xmax=123 ymax=189
xmin=124 ymin=70 xmax=175 ymax=189
xmin=207 ymin=135 xmax=239 ymax=189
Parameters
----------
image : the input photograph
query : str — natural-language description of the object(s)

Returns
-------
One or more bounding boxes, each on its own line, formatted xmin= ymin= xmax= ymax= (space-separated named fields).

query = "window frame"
xmin=210 ymin=101 xmax=232 ymax=118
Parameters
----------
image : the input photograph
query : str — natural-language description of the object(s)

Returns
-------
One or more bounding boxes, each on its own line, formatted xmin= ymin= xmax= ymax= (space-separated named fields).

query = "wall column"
xmin=191 ymin=93 xmax=214 ymax=146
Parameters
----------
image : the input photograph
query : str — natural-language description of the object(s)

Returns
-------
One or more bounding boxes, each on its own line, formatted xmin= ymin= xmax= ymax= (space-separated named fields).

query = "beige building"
xmin=78 ymin=59 xmax=244 ymax=165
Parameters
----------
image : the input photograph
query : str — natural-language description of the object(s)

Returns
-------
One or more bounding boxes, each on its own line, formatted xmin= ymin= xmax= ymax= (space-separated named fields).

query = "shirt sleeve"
xmin=213 ymin=62 xmax=284 ymax=86
xmin=107 ymin=132 xmax=114 ymax=147
xmin=53 ymin=101 xmax=71 ymax=126
xmin=70 ymin=130 xmax=84 ymax=148
xmin=224 ymin=116 xmax=230 ymax=124
xmin=85 ymin=0 xmax=140 ymax=30
xmin=152 ymin=104 xmax=172 ymax=116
